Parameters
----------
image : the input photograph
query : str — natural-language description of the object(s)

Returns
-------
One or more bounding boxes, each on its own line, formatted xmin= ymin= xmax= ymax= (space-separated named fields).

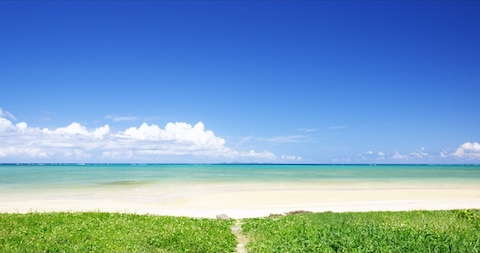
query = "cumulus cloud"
xmin=42 ymin=122 xmax=99 ymax=136
xmin=453 ymin=142 xmax=480 ymax=159
xmin=0 ymin=117 xmax=15 ymax=133
xmin=117 ymin=122 xmax=225 ymax=151
xmin=0 ymin=109 xmax=282 ymax=162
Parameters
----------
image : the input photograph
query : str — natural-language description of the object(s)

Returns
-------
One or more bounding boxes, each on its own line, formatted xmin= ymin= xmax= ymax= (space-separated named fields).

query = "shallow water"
xmin=1 ymin=164 xmax=480 ymax=217
xmin=1 ymin=164 xmax=479 ymax=190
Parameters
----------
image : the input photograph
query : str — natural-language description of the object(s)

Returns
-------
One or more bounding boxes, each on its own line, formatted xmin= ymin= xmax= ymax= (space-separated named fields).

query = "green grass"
xmin=242 ymin=209 xmax=480 ymax=253
xmin=1 ymin=210 xmax=479 ymax=252
xmin=0 ymin=212 xmax=236 ymax=253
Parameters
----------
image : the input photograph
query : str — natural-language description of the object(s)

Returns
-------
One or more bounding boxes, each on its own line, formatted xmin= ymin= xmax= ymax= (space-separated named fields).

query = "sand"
xmin=1 ymin=181 xmax=479 ymax=218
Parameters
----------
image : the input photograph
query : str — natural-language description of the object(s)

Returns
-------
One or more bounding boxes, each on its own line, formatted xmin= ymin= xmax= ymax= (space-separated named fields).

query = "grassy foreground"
xmin=0 ymin=210 xmax=479 ymax=252
xmin=242 ymin=209 xmax=480 ymax=253
xmin=0 ymin=212 xmax=236 ymax=253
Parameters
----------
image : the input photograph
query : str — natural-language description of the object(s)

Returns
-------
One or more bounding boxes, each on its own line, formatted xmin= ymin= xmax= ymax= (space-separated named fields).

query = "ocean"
xmin=1 ymin=164 xmax=480 ymax=190
xmin=1 ymin=164 xmax=480 ymax=217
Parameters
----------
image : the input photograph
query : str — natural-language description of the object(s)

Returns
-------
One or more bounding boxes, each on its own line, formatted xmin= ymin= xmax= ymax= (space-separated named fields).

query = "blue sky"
xmin=1 ymin=1 xmax=479 ymax=163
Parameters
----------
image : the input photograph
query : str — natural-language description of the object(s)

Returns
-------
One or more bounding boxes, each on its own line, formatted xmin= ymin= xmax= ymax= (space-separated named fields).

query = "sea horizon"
xmin=2 ymin=163 xmax=480 ymax=187
xmin=2 ymin=163 xmax=480 ymax=166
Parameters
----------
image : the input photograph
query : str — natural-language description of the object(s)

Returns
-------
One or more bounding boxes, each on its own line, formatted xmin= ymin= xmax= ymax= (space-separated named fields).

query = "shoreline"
xmin=1 ymin=181 xmax=479 ymax=218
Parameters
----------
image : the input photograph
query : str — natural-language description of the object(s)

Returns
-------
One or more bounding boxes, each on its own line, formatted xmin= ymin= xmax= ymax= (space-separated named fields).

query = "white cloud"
xmin=298 ymin=128 xmax=318 ymax=132
xmin=16 ymin=122 xmax=28 ymax=132
xmin=119 ymin=122 xmax=225 ymax=150
xmin=357 ymin=144 xmax=480 ymax=163
xmin=453 ymin=142 xmax=480 ymax=159
xmin=43 ymin=122 xmax=90 ymax=136
xmin=391 ymin=151 xmax=407 ymax=160
xmin=121 ymin=123 xmax=163 ymax=140
xmin=267 ymin=135 xmax=305 ymax=143
xmin=281 ymin=155 xmax=302 ymax=161
xmin=101 ymin=150 xmax=135 ymax=159
xmin=0 ymin=146 xmax=91 ymax=160
xmin=243 ymin=150 xmax=276 ymax=159
xmin=384 ymin=149 xmax=433 ymax=161
xmin=0 ymin=111 xmax=281 ymax=162
xmin=0 ymin=108 xmax=16 ymax=121
xmin=410 ymin=147 xmax=431 ymax=158
xmin=106 ymin=115 xmax=138 ymax=122
xmin=440 ymin=151 xmax=449 ymax=158
xmin=93 ymin=125 xmax=110 ymax=139
xmin=0 ymin=117 xmax=15 ymax=133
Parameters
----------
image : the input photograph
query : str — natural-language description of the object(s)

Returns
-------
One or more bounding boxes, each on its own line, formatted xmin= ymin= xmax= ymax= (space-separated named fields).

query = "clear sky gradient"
xmin=1 ymin=1 xmax=479 ymax=163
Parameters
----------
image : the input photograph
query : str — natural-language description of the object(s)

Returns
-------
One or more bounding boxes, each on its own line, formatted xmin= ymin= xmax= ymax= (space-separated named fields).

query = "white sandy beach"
xmin=0 ymin=183 xmax=480 ymax=218
xmin=1 ymin=181 xmax=479 ymax=218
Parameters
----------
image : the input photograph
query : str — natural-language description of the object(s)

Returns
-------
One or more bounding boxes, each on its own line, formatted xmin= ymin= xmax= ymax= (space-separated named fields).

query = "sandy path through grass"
xmin=231 ymin=219 xmax=249 ymax=253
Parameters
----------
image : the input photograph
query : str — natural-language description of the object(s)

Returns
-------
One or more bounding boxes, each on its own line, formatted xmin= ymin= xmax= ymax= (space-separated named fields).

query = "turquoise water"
xmin=1 ymin=164 xmax=480 ymax=190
